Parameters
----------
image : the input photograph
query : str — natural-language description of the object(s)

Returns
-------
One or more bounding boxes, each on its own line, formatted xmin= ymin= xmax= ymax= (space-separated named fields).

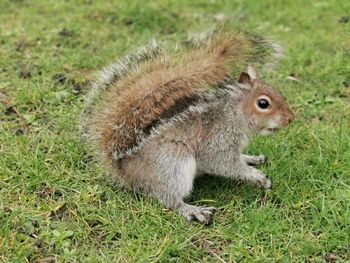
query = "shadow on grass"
xmin=188 ymin=174 xmax=264 ymax=207
xmin=107 ymin=173 xmax=266 ymax=210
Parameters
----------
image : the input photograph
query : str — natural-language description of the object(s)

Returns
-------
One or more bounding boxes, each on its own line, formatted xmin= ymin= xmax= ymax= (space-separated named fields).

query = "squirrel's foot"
xmin=246 ymin=168 xmax=272 ymax=189
xmin=179 ymin=204 xmax=216 ymax=225
xmin=242 ymin=154 xmax=268 ymax=166
xmin=254 ymin=155 xmax=268 ymax=165
xmin=259 ymin=177 xmax=272 ymax=189
xmin=254 ymin=172 xmax=271 ymax=189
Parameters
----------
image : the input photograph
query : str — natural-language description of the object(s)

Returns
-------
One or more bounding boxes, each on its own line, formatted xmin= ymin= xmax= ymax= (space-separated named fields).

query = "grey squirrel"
xmin=80 ymin=28 xmax=294 ymax=224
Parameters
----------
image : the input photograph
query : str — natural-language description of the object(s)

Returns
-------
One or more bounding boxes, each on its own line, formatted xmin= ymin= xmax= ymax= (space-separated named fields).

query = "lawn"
xmin=0 ymin=0 xmax=349 ymax=262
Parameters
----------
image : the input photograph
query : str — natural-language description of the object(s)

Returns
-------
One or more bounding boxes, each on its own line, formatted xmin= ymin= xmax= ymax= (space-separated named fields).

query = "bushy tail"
xmin=79 ymin=40 xmax=164 ymax=140
xmin=81 ymin=29 xmax=282 ymax=162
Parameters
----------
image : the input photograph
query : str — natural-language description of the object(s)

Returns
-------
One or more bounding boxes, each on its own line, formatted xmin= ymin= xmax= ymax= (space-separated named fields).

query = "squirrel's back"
xmin=80 ymin=28 xmax=281 ymax=164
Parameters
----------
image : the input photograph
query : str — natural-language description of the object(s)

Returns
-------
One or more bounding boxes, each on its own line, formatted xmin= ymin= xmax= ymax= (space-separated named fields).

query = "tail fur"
xmin=79 ymin=40 xmax=164 ymax=140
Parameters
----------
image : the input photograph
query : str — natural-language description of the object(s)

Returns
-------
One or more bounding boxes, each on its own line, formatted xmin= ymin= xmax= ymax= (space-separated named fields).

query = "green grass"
xmin=1 ymin=0 xmax=350 ymax=262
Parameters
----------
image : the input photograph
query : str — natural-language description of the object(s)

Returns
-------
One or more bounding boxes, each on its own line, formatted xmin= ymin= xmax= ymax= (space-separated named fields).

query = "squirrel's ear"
xmin=247 ymin=65 xmax=259 ymax=80
xmin=238 ymin=72 xmax=253 ymax=89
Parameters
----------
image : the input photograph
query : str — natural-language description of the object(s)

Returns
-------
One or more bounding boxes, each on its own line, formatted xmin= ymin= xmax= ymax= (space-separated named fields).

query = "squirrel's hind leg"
xmin=140 ymin=141 xmax=216 ymax=224
xmin=152 ymin=153 xmax=216 ymax=224
xmin=120 ymin=140 xmax=216 ymax=224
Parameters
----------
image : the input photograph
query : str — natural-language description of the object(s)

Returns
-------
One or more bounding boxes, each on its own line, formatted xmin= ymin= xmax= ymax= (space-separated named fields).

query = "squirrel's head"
xmin=238 ymin=66 xmax=294 ymax=135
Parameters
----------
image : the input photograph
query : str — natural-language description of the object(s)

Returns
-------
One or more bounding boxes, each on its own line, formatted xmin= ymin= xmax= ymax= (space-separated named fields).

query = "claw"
xmin=179 ymin=204 xmax=216 ymax=225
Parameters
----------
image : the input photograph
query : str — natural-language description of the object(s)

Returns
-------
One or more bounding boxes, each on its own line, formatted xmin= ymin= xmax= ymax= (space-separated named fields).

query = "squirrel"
xmin=80 ymin=28 xmax=294 ymax=224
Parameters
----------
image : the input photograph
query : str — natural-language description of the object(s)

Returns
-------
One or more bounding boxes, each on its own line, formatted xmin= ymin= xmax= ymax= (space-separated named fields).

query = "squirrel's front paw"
xmin=244 ymin=154 xmax=268 ymax=166
xmin=260 ymin=177 xmax=271 ymax=189
xmin=256 ymin=155 xmax=268 ymax=165
xmin=179 ymin=204 xmax=216 ymax=225
xmin=251 ymin=170 xmax=272 ymax=189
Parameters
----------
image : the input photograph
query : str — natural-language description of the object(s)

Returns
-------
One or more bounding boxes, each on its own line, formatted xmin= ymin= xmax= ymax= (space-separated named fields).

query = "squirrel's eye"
xmin=257 ymin=98 xmax=270 ymax=109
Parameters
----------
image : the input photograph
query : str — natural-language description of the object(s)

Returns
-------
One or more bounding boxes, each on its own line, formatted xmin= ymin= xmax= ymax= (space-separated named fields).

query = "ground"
xmin=0 ymin=0 xmax=349 ymax=262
